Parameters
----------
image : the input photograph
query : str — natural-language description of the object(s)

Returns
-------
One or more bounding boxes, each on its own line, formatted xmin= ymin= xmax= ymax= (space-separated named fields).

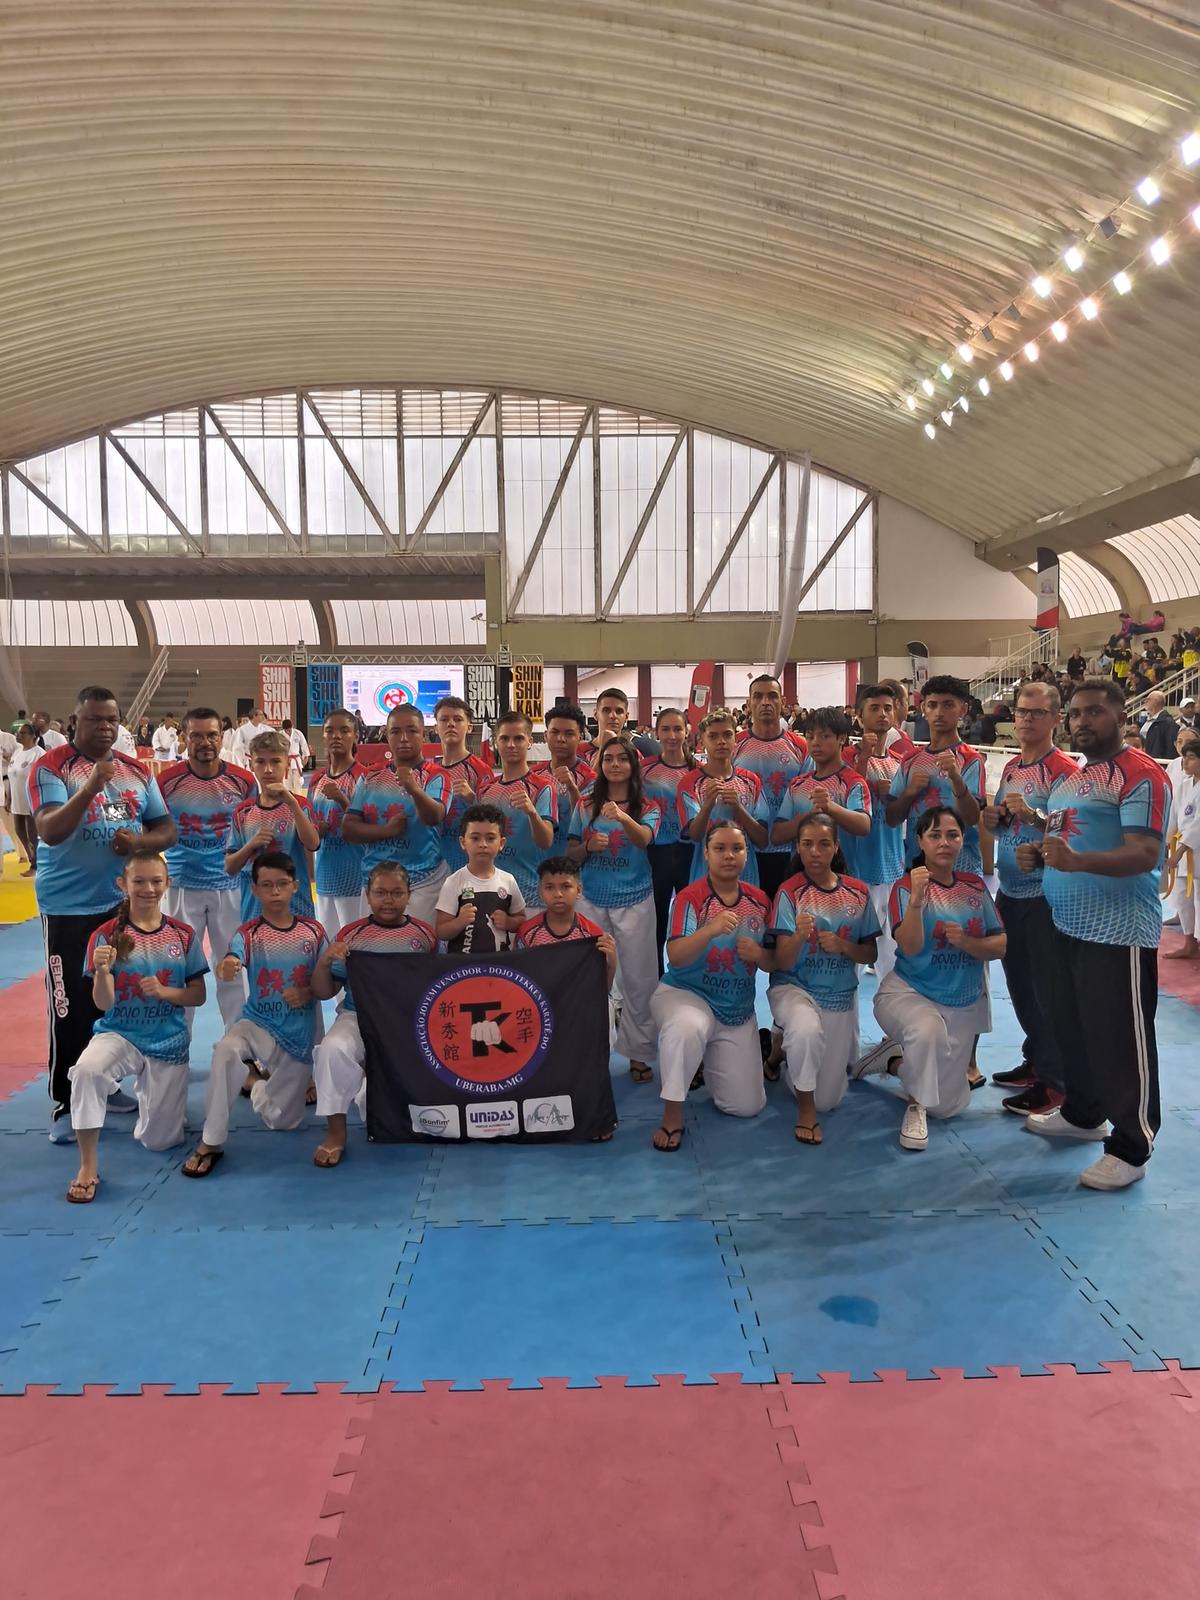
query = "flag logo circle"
xmin=375 ymin=681 xmax=416 ymax=717
xmin=415 ymin=964 xmax=553 ymax=1094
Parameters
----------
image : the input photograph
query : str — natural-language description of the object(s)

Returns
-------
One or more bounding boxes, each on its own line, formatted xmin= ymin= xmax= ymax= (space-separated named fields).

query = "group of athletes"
xmin=26 ymin=665 xmax=1167 ymax=1203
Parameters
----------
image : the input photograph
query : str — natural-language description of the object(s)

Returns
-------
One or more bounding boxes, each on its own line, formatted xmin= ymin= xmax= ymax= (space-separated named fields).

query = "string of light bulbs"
xmin=903 ymin=126 xmax=1200 ymax=441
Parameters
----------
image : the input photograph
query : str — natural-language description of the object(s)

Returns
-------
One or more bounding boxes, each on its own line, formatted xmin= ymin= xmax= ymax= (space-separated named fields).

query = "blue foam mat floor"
xmin=3 ymin=928 xmax=1200 ymax=1393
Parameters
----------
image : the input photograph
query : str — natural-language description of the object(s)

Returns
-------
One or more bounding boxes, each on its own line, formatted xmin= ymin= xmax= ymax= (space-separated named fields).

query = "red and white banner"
xmin=259 ymin=663 xmax=293 ymax=726
xmin=1035 ymin=547 xmax=1060 ymax=631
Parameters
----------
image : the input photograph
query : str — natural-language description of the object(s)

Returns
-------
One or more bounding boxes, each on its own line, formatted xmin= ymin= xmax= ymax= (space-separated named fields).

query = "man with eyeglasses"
xmin=1015 ymin=678 xmax=1169 ymax=1190
xmin=981 ymin=682 xmax=1078 ymax=1115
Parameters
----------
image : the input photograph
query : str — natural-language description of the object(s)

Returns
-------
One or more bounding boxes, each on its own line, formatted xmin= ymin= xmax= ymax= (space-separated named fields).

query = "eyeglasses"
xmin=1014 ymin=707 xmax=1053 ymax=719
xmin=370 ymin=889 xmax=408 ymax=899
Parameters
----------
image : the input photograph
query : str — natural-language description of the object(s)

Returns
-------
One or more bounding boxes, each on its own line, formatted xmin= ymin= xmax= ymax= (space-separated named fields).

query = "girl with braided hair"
xmin=65 ymin=849 xmax=208 ymax=1203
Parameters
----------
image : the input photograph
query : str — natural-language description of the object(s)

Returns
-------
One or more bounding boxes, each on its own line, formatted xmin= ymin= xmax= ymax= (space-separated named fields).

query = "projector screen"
xmin=341 ymin=664 xmax=465 ymax=722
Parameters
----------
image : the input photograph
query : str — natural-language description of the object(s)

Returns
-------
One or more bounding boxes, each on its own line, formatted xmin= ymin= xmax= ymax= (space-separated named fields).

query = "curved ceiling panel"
xmin=1110 ymin=516 xmax=1200 ymax=604
xmin=3 ymin=3 xmax=1200 ymax=545
xmin=1057 ymin=550 xmax=1121 ymax=619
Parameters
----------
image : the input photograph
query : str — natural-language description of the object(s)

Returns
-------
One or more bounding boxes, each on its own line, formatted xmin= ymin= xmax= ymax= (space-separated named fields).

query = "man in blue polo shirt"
xmin=1017 ymin=678 xmax=1169 ymax=1191
xmin=30 ymin=686 xmax=176 ymax=1140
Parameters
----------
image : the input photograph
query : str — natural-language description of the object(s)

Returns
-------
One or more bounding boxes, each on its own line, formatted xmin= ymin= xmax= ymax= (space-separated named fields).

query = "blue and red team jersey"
xmin=228 ymin=915 xmax=329 ymax=1064
xmin=640 ymin=758 xmax=694 ymax=847
xmin=993 ymin=748 xmax=1079 ymax=900
xmin=769 ymin=873 xmax=881 ymax=1012
xmin=568 ymin=800 xmax=662 ymax=908
xmin=479 ymin=770 xmax=556 ymax=904
xmin=227 ymin=795 xmax=319 ymax=923
xmin=886 ymin=728 xmax=919 ymax=760
xmin=514 ymin=911 xmax=604 ymax=948
xmin=306 ymin=762 xmax=368 ymax=898
xmin=888 ymin=743 xmax=987 ymax=874
xmin=677 ymin=767 xmax=769 ymax=887
xmin=85 ymin=914 xmax=208 ymax=1062
xmin=439 ymin=754 xmax=497 ymax=870
xmin=775 ymin=765 xmax=871 ymax=853
xmin=1042 ymin=748 xmax=1169 ymax=947
xmin=330 ymin=914 xmax=436 ymax=1013
xmin=846 ymin=750 xmax=905 ymax=886
xmin=889 ymin=871 xmax=1004 ymax=1008
xmin=733 ymin=730 xmax=813 ymax=855
xmin=534 ymin=758 xmax=598 ymax=851
xmin=29 ymin=746 xmax=171 ymax=915
xmin=159 ymin=761 xmax=256 ymax=892
xmin=662 ymin=878 xmax=770 ymax=1025
xmin=346 ymin=762 xmax=450 ymax=885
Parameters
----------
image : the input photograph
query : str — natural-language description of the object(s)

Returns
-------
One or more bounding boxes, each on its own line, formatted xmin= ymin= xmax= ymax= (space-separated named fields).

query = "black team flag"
xmin=350 ymin=939 xmax=617 ymax=1143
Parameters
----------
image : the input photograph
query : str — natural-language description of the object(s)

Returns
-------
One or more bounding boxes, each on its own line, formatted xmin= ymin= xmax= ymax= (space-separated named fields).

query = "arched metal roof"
xmin=4 ymin=2 xmax=1200 ymax=552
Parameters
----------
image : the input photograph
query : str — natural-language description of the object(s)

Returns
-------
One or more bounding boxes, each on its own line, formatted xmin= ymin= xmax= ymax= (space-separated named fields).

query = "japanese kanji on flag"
xmin=349 ymin=939 xmax=617 ymax=1143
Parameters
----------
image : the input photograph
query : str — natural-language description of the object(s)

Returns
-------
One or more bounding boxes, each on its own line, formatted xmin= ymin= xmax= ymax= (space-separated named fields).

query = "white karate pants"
xmin=650 ymin=985 xmax=765 ymax=1116
xmin=873 ymin=972 xmax=981 ymax=1119
xmin=580 ymin=894 xmax=659 ymax=1062
xmin=313 ymin=1011 xmax=369 ymax=1119
xmin=868 ymin=883 xmax=898 ymax=979
xmin=768 ymin=985 xmax=858 ymax=1111
xmin=164 ymin=886 xmax=245 ymax=1030
xmin=69 ymin=1033 xmax=189 ymax=1150
xmin=316 ymin=892 xmax=366 ymax=938
xmin=201 ymin=1019 xmax=310 ymax=1147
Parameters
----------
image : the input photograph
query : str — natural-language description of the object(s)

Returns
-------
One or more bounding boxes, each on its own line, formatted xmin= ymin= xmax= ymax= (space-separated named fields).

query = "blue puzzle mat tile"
xmin=0 ymin=1125 xmax=178 ymax=1232
xmin=381 ymin=1219 xmax=761 ymax=1388
xmin=422 ymin=1130 xmax=710 ymax=1223
xmin=689 ymin=1086 xmax=1016 ymax=1219
xmin=0 ymin=919 xmax=53 ymax=989
xmin=947 ymin=1099 xmax=1200 ymax=1214
xmin=724 ymin=1211 xmax=1160 ymax=1380
xmin=1026 ymin=1207 xmax=1200 ymax=1366
xmin=0 ymin=1232 xmax=107 ymax=1358
xmin=120 ymin=1124 xmax=435 ymax=1229
xmin=0 ymin=1223 xmax=418 ymax=1392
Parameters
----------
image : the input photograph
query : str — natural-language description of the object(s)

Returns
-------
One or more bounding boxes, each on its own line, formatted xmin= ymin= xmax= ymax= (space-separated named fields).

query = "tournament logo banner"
xmin=350 ymin=939 xmax=617 ymax=1142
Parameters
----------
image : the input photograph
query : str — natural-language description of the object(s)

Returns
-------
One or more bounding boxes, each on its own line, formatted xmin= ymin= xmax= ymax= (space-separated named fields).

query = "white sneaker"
xmin=48 ymin=1112 xmax=76 ymax=1145
xmin=852 ymin=1038 xmax=903 ymax=1080
xmin=1079 ymin=1154 xmax=1146 ymax=1190
xmin=899 ymin=1103 xmax=928 ymax=1151
xmin=1024 ymin=1107 xmax=1107 ymax=1141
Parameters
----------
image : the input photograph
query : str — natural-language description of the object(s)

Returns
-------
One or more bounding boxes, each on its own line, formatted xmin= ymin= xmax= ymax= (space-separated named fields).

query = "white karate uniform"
xmin=406 ymin=861 xmax=450 ymax=932
xmin=313 ymin=1010 xmax=369 ymax=1119
xmin=316 ymin=893 xmax=366 ymax=937
xmin=581 ymin=894 xmax=659 ymax=1062
xmin=69 ymin=1033 xmax=189 ymax=1150
xmin=868 ymin=883 xmax=898 ymax=979
xmin=767 ymin=985 xmax=858 ymax=1112
xmin=287 ymin=728 xmax=311 ymax=790
xmin=1168 ymin=771 xmax=1200 ymax=934
xmin=650 ymin=984 xmax=765 ymax=1115
xmin=164 ymin=886 xmax=246 ymax=1029
xmin=873 ymin=972 xmax=982 ymax=1119
xmin=201 ymin=1019 xmax=310 ymax=1147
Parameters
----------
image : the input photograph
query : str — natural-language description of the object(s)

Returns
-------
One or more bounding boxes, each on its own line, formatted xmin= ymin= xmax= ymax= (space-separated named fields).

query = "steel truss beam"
xmin=407 ymin=392 xmax=496 ymax=549
xmin=301 ymin=392 xmax=401 ymax=553
xmin=203 ymin=406 xmax=302 ymax=550
xmin=600 ymin=430 xmax=686 ymax=618
xmin=693 ymin=454 xmax=782 ymax=614
xmin=507 ymin=407 xmax=594 ymax=614
xmin=103 ymin=432 xmax=204 ymax=556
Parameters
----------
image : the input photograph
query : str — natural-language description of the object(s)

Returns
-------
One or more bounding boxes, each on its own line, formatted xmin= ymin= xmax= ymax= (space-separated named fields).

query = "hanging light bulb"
xmin=924 ymin=422 xmax=937 ymax=440
xmin=1079 ymin=297 xmax=1099 ymax=320
xmin=940 ymin=410 xmax=953 ymax=426
xmin=976 ymin=376 xmax=990 ymax=397
xmin=1031 ymin=276 xmax=1052 ymax=298
xmin=939 ymin=362 xmax=954 ymax=380
xmin=1136 ymin=176 xmax=1161 ymax=205
xmin=957 ymin=343 xmax=974 ymax=363
xmin=1023 ymin=341 xmax=1040 ymax=362
xmin=1050 ymin=321 xmax=1068 ymax=342
xmin=1182 ymin=132 xmax=1200 ymax=165
xmin=1063 ymin=245 xmax=1085 ymax=272
xmin=921 ymin=377 xmax=935 ymax=397
xmin=999 ymin=361 xmax=1015 ymax=381
xmin=957 ymin=395 xmax=969 ymax=413
xmin=1150 ymin=236 xmax=1171 ymax=264
xmin=905 ymin=394 xmax=917 ymax=411
xmin=1112 ymin=271 xmax=1132 ymax=294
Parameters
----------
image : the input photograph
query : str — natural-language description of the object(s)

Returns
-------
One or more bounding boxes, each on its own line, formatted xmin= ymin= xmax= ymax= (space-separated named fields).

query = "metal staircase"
xmin=969 ymin=629 xmax=1059 ymax=703
xmin=1123 ymin=660 xmax=1200 ymax=718
xmin=125 ymin=648 xmax=170 ymax=730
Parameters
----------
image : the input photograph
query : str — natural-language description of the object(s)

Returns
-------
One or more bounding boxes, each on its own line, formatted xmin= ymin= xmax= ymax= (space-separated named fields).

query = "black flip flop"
xmin=652 ymin=1125 xmax=684 ymax=1152
xmin=181 ymin=1148 xmax=224 ymax=1179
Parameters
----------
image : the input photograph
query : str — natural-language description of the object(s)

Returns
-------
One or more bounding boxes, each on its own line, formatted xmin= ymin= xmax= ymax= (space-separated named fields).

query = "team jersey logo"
xmin=415 ymin=964 xmax=553 ymax=1095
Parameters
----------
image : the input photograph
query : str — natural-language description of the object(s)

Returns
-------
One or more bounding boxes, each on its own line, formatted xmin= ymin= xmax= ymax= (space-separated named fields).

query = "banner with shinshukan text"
xmin=350 ymin=940 xmax=617 ymax=1142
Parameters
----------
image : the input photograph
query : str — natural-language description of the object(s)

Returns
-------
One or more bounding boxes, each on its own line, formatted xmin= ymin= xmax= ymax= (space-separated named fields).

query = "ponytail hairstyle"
xmin=589 ymin=735 xmax=645 ymax=822
xmin=654 ymin=706 xmax=698 ymax=769
xmin=112 ymin=847 xmax=169 ymax=961
xmin=791 ymin=809 xmax=847 ymax=879
xmin=911 ymin=804 xmax=965 ymax=869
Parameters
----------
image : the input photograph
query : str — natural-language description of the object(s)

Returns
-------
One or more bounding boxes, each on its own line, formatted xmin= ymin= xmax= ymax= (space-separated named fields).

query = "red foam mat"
xmin=305 ymin=1377 xmax=831 ymax=1600
xmin=0 ymin=972 xmax=46 ymax=1100
xmin=0 ymin=1387 xmax=367 ymax=1600
xmin=776 ymin=1364 xmax=1200 ymax=1600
